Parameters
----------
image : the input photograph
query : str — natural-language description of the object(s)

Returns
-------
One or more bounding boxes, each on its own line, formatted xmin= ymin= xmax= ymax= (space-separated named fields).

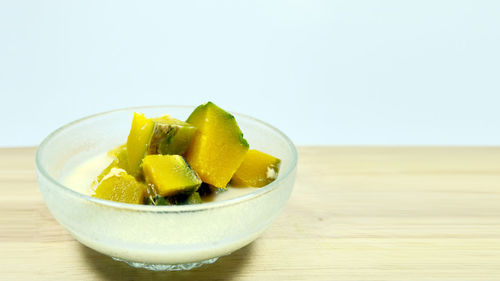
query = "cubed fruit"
xmin=126 ymin=112 xmax=154 ymax=177
xmin=107 ymin=143 xmax=128 ymax=161
xmin=127 ymin=113 xmax=198 ymax=178
xmin=185 ymin=192 xmax=203 ymax=204
xmin=94 ymin=144 xmax=129 ymax=185
xmin=167 ymin=192 xmax=203 ymax=205
xmin=231 ymin=149 xmax=281 ymax=187
xmin=185 ymin=102 xmax=249 ymax=188
xmin=93 ymin=168 xmax=147 ymax=204
xmin=145 ymin=192 xmax=202 ymax=205
xmin=148 ymin=115 xmax=197 ymax=155
xmin=142 ymin=155 xmax=202 ymax=197
xmin=145 ymin=195 xmax=171 ymax=206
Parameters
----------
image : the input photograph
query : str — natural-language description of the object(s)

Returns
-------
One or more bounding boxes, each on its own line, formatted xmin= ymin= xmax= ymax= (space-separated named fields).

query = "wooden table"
xmin=1 ymin=147 xmax=500 ymax=280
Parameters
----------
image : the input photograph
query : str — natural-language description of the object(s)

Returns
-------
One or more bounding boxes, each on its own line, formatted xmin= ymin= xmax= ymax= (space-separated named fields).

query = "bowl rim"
xmin=35 ymin=104 xmax=298 ymax=213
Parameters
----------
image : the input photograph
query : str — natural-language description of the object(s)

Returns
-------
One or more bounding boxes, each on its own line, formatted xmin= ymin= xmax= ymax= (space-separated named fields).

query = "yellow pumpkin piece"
xmin=231 ymin=150 xmax=281 ymax=187
xmin=142 ymin=155 xmax=202 ymax=197
xmin=185 ymin=102 xmax=249 ymax=188
xmin=151 ymin=115 xmax=186 ymax=125
xmin=126 ymin=112 xmax=154 ymax=177
xmin=107 ymin=144 xmax=128 ymax=161
xmin=148 ymin=115 xmax=197 ymax=155
xmin=93 ymin=168 xmax=146 ymax=204
xmin=93 ymin=144 xmax=129 ymax=186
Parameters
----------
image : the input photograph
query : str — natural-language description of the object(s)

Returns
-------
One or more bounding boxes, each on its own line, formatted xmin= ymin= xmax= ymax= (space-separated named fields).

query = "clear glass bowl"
xmin=35 ymin=106 xmax=297 ymax=271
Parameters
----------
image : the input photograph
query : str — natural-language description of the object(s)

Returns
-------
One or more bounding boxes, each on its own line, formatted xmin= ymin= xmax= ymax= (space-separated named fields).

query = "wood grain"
xmin=1 ymin=147 xmax=500 ymax=280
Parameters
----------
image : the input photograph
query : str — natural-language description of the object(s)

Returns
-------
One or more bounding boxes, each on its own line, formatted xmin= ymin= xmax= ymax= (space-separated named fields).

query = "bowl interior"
xmin=37 ymin=105 xmax=297 ymax=210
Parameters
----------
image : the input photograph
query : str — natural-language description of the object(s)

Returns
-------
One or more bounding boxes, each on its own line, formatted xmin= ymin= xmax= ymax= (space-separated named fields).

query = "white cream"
xmin=63 ymin=153 xmax=113 ymax=196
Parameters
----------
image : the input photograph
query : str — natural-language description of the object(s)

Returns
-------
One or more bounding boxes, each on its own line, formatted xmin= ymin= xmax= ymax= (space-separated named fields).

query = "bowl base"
xmin=111 ymin=256 xmax=220 ymax=271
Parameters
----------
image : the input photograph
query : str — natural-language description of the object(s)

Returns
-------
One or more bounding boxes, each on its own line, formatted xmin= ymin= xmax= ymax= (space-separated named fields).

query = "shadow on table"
xmin=79 ymin=242 xmax=255 ymax=281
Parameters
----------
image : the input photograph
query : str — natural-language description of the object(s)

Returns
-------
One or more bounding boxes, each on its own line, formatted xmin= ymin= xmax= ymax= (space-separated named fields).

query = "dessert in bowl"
xmin=35 ymin=104 xmax=297 ymax=271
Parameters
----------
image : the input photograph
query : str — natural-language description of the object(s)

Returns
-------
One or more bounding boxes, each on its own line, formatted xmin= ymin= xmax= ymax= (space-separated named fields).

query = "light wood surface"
xmin=1 ymin=147 xmax=500 ymax=280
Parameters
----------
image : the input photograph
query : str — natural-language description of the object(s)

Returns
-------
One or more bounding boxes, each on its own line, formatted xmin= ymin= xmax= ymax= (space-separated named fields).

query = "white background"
xmin=1 ymin=0 xmax=499 ymax=147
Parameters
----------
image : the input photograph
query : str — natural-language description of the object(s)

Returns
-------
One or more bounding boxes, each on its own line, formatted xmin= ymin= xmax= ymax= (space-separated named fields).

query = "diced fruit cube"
xmin=145 ymin=195 xmax=171 ymax=206
xmin=145 ymin=191 xmax=203 ymax=205
xmin=93 ymin=168 xmax=147 ymax=204
xmin=231 ymin=149 xmax=281 ymax=187
xmin=185 ymin=192 xmax=202 ymax=204
xmin=107 ymin=143 xmax=128 ymax=162
xmin=151 ymin=115 xmax=188 ymax=126
xmin=126 ymin=113 xmax=154 ymax=177
xmin=94 ymin=144 xmax=129 ymax=185
xmin=185 ymin=102 xmax=249 ymax=188
xmin=148 ymin=115 xmax=197 ymax=155
xmin=167 ymin=192 xmax=203 ymax=205
xmin=127 ymin=113 xmax=198 ymax=178
xmin=142 ymin=155 xmax=202 ymax=197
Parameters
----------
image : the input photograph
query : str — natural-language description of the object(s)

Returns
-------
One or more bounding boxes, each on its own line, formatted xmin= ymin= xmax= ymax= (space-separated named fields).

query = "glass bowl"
xmin=35 ymin=105 xmax=297 ymax=271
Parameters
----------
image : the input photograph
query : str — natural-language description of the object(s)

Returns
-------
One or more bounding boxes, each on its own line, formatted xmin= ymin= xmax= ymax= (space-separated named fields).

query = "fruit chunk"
xmin=185 ymin=102 xmax=249 ymax=188
xmin=185 ymin=192 xmax=203 ymax=204
xmin=145 ymin=195 xmax=171 ymax=206
xmin=148 ymin=115 xmax=197 ymax=155
xmin=145 ymin=192 xmax=203 ymax=205
xmin=142 ymin=155 xmax=202 ymax=197
xmin=93 ymin=168 xmax=146 ymax=204
xmin=165 ymin=192 xmax=203 ymax=205
xmin=231 ymin=149 xmax=281 ymax=187
xmin=108 ymin=143 xmax=128 ymax=161
xmin=127 ymin=113 xmax=197 ymax=177
xmin=93 ymin=144 xmax=129 ymax=185
xmin=127 ymin=113 xmax=154 ymax=177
